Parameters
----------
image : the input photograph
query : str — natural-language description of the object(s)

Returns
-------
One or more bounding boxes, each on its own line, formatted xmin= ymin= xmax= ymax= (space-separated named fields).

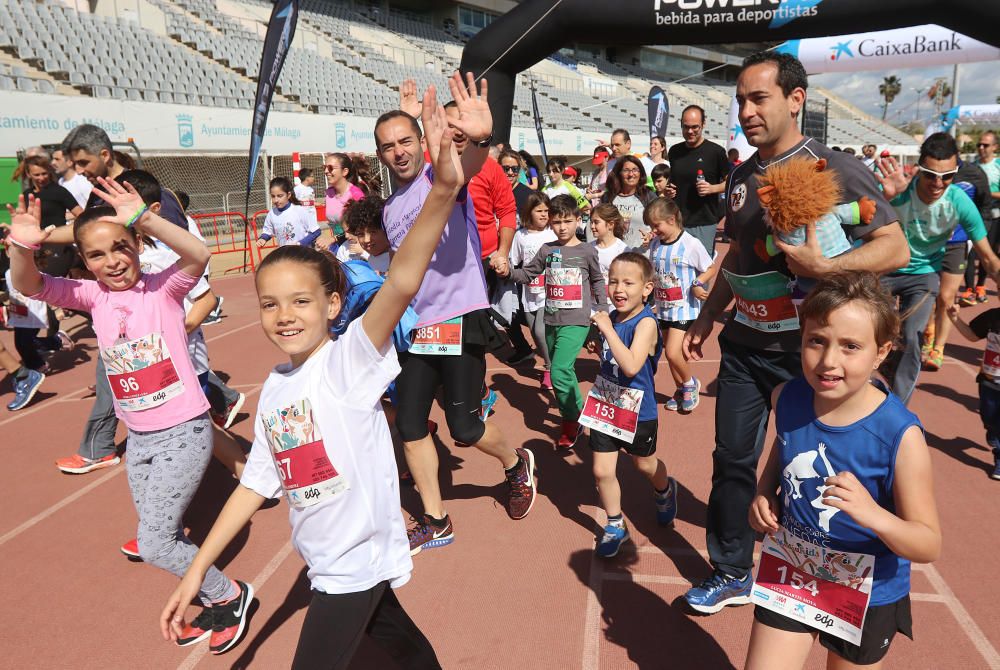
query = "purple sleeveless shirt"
xmin=383 ymin=163 xmax=489 ymax=328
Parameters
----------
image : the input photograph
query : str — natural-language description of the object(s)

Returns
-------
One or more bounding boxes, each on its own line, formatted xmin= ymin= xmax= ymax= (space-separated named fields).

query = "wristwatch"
xmin=471 ymin=133 xmax=493 ymax=148
xmin=691 ymin=280 xmax=707 ymax=289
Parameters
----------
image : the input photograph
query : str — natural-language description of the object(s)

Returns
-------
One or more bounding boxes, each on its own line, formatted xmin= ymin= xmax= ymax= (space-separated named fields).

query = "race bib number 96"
xmin=102 ymin=332 xmax=184 ymax=412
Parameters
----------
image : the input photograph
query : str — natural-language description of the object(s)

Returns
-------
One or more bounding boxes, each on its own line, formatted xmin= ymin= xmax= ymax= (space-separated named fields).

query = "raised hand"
xmin=875 ymin=156 xmax=910 ymax=200
xmin=399 ymin=78 xmax=421 ymax=118
xmin=446 ymin=71 xmax=491 ymax=144
xmin=421 ymin=84 xmax=445 ymax=165
xmin=90 ymin=177 xmax=148 ymax=227
xmin=6 ymin=194 xmax=51 ymax=248
xmin=431 ymin=124 xmax=463 ymax=193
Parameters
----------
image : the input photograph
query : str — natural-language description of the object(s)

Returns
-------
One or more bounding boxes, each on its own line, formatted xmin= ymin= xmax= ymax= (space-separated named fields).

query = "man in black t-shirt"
xmin=668 ymin=105 xmax=730 ymax=256
xmin=680 ymin=52 xmax=908 ymax=615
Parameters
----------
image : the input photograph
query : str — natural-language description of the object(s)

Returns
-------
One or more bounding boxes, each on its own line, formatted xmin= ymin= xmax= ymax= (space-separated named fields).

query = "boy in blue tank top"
xmin=747 ymin=272 xmax=941 ymax=668
xmin=586 ymin=252 xmax=678 ymax=558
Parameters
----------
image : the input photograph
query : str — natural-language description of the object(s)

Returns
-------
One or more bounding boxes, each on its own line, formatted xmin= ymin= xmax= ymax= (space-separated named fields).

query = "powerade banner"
xmin=776 ymin=25 xmax=1000 ymax=74
xmin=530 ymin=82 xmax=549 ymax=167
xmin=647 ymin=86 xmax=669 ymax=139
xmin=459 ymin=0 xmax=1000 ymax=142
xmin=247 ymin=0 xmax=298 ymax=198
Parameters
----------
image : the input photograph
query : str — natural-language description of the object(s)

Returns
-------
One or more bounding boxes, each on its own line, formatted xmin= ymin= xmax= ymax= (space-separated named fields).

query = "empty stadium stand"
xmin=0 ymin=0 xmax=915 ymax=149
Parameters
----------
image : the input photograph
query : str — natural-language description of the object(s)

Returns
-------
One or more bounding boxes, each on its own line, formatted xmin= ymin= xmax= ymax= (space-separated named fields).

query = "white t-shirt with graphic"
xmin=591 ymin=238 xmax=628 ymax=286
xmin=240 ymin=321 xmax=411 ymax=594
xmin=4 ymin=269 xmax=48 ymax=329
xmin=262 ymin=204 xmax=320 ymax=246
xmin=510 ymin=227 xmax=557 ymax=312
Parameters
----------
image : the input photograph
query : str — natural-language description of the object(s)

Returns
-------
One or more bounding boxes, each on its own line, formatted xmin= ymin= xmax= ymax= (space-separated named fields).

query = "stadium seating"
xmin=0 ymin=0 xmax=913 ymax=149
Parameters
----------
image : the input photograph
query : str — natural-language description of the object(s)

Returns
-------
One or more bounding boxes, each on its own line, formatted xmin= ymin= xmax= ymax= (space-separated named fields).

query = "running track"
xmin=2 ymin=260 xmax=998 ymax=669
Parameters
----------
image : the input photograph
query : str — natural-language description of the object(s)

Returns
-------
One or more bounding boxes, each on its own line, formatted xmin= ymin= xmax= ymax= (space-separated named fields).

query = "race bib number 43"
xmin=102 ymin=332 xmax=184 ymax=412
xmin=752 ymin=528 xmax=874 ymax=645
xmin=262 ymin=398 xmax=349 ymax=510
xmin=723 ymin=269 xmax=799 ymax=333
xmin=410 ymin=317 xmax=463 ymax=356
xmin=579 ymin=376 xmax=643 ymax=443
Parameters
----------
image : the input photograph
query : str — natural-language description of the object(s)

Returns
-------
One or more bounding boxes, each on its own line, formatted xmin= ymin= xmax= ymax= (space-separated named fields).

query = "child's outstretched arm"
xmin=92 ymin=177 xmax=211 ymax=279
xmin=160 ymin=485 xmax=265 ymax=642
xmin=590 ymin=312 xmax=656 ymax=378
xmin=508 ymin=245 xmax=546 ymax=285
xmin=946 ymin=304 xmax=983 ymax=342
xmin=822 ymin=425 xmax=941 ymax=563
xmin=362 ymin=86 xmax=465 ymax=351
xmin=5 ymin=195 xmax=49 ymax=297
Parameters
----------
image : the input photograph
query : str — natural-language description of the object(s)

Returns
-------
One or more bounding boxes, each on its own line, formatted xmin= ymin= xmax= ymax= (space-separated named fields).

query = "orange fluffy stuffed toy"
xmin=756 ymin=157 xmax=876 ymax=268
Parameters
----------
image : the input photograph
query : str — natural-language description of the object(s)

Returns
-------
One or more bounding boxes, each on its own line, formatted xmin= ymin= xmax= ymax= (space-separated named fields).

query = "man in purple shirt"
xmin=379 ymin=74 xmax=538 ymax=556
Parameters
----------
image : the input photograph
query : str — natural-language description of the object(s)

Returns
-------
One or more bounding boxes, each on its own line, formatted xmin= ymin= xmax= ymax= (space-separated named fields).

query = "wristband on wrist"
xmin=691 ymin=279 xmax=707 ymax=289
xmin=126 ymin=204 xmax=148 ymax=228
xmin=7 ymin=234 xmax=40 ymax=250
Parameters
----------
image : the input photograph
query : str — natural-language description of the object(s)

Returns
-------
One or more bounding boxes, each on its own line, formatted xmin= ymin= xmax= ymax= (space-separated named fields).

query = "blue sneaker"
xmin=655 ymin=477 xmax=678 ymax=526
xmin=480 ymin=387 xmax=498 ymax=422
xmin=684 ymin=570 xmax=753 ymax=614
xmin=664 ymin=389 xmax=682 ymax=412
xmin=7 ymin=369 xmax=45 ymax=411
xmin=680 ymin=377 xmax=701 ymax=413
xmin=596 ymin=523 xmax=629 ymax=558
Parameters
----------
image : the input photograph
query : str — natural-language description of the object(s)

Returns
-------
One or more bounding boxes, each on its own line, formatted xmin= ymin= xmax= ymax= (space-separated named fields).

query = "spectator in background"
xmin=602 ymin=155 xmax=656 ymax=250
xmin=961 ymin=131 xmax=1000 ymax=305
xmin=543 ymin=156 xmax=590 ymax=214
xmin=843 ymin=146 xmax=857 ymax=156
xmin=641 ymin=135 xmax=669 ymax=177
xmin=518 ymin=150 xmax=540 ymax=190
xmin=587 ymin=145 xmax=612 ymax=211
xmin=294 ymin=167 xmax=317 ymax=222
xmin=862 ymin=143 xmax=878 ymax=170
xmin=651 ymin=163 xmax=673 ymax=199
xmin=668 ymin=105 xmax=729 ymax=257
xmin=563 ymin=165 xmax=580 ymax=187
xmin=727 ymin=148 xmax=742 ymax=169
xmin=608 ymin=128 xmax=632 ymax=171
xmin=499 ymin=148 xmax=534 ymax=217
xmin=51 ymin=147 xmax=92 ymax=210
xmin=323 ymin=152 xmax=365 ymax=248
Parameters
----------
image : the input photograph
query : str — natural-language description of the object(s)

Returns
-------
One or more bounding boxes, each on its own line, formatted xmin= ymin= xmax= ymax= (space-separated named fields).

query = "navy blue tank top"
xmin=599 ymin=305 xmax=662 ymax=422
xmin=775 ymin=377 xmax=920 ymax=606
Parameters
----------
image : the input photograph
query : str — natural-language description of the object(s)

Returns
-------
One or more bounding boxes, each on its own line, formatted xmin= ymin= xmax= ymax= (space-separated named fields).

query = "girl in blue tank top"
xmin=746 ymin=272 xmax=941 ymax=669
xmin=587 ymin=252 xmax=678 ymax=559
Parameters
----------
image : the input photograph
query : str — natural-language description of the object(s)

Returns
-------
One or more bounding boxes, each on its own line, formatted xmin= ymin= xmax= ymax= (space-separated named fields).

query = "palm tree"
xmin=879 ymin=76 xmax=902 ymax=120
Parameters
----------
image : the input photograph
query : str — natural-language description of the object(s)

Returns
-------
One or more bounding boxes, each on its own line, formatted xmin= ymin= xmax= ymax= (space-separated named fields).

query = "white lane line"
xmin=602 ymin=572 xmax=690 ymax=586
xmin=920 ymin=562 xmax=1000 ymax=669
xmin=0 ymin=467 xmax=124 ymax=547
xmin=581 ymin=551 xmax=604 ymax=670
xmin=943 ymin=357 xmax=979 ymax=379
xmin=1 ymin=385 xmax=265 ymax=546
xmin=176 ymin=541 xmax=296 ymax=670
xmin=205 ymin=319 xmax=259 ymax=343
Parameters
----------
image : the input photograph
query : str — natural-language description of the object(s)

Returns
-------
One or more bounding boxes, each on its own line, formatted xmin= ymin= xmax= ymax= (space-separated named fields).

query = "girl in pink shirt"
xmin=7 ymin=179 xmax=253 ymax=656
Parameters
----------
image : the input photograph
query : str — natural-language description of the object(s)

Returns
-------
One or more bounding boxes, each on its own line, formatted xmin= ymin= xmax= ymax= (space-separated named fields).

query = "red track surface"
xmin=2 ymin=264 xmax=999 ymax=669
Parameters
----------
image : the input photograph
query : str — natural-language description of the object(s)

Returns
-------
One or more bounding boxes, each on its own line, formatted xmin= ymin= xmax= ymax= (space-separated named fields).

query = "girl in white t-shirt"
xmin=510 ymin=192 xmax=557 ymax=389
xmin=589 ymin=203 xmax=629 ymax=285
xmin=160 ymin=98 xmax=468 ymax=669
xmin=256 ymin=177 xmax=321 ymax=248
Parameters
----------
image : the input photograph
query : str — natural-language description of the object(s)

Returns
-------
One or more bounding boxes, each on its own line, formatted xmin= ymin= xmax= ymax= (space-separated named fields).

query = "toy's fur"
xmin=757 ymin=158 xmax=842 ymax=235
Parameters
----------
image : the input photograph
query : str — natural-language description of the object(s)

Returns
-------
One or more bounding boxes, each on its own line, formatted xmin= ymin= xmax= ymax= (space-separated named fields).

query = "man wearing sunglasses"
xmin=876 ymin=132 xmax=1000 ymax=405
xmin=961 ymin=132 xmax=1000 ymax=305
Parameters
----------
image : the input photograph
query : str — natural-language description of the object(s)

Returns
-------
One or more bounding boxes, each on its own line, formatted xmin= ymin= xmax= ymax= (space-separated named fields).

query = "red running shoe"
xmin=120 ymin=538 xmax=141 ymax=561
xmin=556 ymin=421 xmax=582 ymax=450
xmin=176 ymin=608 xmax=215 ymax=647
xmin=504 ymin=447 xmax=537 ymax=520
xmin=209 ymin=581 xmax=255 ymax=655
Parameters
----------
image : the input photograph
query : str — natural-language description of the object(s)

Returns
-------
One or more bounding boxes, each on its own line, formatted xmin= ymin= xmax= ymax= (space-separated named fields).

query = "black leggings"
xmin=965 ymin=219 xmax=1000 ymax=289
xmin=13 ymin=327 xmax=44 ymax=371
xmin=395 ymin=346 xmax=488 ymax=445
xmin=292 ymin=582 xmax=440 ymax=670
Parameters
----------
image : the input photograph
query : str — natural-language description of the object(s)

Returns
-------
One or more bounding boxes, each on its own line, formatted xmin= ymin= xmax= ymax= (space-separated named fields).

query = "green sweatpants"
xmin=545 ymin=324 xmax=591 ymax=420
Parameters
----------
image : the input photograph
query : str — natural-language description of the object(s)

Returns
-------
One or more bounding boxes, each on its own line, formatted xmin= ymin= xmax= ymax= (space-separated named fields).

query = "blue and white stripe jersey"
xmin=648 ymin=231 xmax=713 ymax=323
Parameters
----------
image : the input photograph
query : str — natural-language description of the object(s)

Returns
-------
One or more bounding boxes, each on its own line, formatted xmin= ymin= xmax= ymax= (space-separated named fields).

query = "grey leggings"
xmin=126 ymin=414 xmax=235 ymax=605
xmin=524 ymin=309 xmax=551 ymax=370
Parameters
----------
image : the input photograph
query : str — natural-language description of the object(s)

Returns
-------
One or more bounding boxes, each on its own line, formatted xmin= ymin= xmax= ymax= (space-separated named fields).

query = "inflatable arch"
xmin=460 ymin=0 xmax=1000 ymax=143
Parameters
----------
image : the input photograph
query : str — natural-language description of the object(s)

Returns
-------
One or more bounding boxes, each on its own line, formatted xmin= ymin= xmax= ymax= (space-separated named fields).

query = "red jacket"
xmin=468 ymin=158 xmax=517 ymax=259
